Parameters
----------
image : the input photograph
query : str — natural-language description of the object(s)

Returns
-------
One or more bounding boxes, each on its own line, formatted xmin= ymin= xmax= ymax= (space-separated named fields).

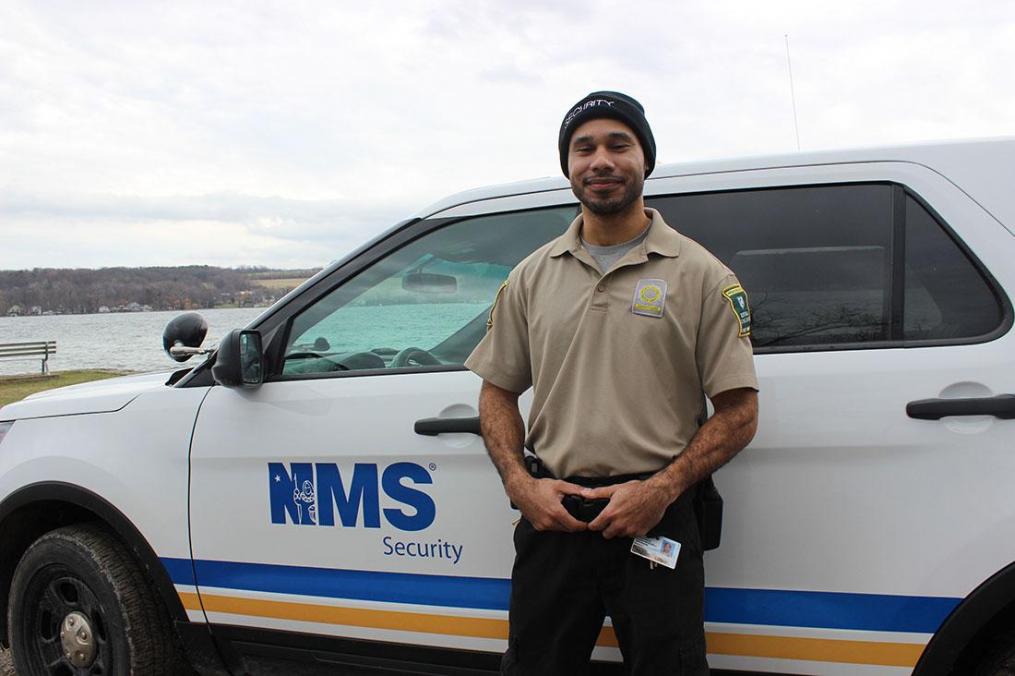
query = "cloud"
xmin=0 ymin=190 xmax=409 ymax=231
xmin=0 ymin=213 xmax=375 ymax=270
xmin=0 ymin=189 xmax=414 ymax=269
xmin=1 ymin=0 xmax=1013 ymax=269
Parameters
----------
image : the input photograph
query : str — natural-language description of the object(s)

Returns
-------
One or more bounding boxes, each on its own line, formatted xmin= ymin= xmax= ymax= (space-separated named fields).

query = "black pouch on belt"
xmin=695 ymin=474 xmax=723 ymax=551
xmin=692 ymin=399 xmax=724 ymax=551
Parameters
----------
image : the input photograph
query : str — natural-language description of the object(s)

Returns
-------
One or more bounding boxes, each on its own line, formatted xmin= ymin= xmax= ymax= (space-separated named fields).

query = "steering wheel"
xmin=390 ymin=346 xmax=442 ymax=368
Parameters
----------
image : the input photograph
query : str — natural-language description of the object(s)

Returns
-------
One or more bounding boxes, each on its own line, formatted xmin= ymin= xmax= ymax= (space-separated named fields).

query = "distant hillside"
xmin=0 ymin=266 xmax=319 ymax=316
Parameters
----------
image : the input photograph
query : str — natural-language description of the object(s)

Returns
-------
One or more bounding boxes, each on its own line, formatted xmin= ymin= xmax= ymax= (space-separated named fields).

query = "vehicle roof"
xmin=417 ymin=137 xmax=1015 ymax=233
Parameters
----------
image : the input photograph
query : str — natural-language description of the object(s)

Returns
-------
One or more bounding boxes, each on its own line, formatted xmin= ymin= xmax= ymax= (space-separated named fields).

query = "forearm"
xmin=646 ymin=388 xmax=759 ymax=502
xmin=478 ymin=380 xmax=530 ymax=492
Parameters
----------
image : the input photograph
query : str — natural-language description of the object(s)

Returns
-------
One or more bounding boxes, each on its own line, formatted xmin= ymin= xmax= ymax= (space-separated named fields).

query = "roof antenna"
xmin=784 ymin=33 xmax=801 ymax=151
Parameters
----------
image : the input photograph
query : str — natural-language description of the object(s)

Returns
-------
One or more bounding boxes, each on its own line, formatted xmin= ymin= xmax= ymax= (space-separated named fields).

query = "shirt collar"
xmin=548 ymin=208 xmax=681 ymax=259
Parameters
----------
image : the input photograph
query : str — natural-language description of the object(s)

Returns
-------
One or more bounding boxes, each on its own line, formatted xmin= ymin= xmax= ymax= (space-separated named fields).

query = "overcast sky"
xmin=1 ymin=0 xmax=1013 ymax=270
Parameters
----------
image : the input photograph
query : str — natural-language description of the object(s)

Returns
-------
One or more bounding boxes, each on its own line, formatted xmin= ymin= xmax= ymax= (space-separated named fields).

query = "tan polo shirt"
xmin=465 ymin=208 xmax=758 ymax=478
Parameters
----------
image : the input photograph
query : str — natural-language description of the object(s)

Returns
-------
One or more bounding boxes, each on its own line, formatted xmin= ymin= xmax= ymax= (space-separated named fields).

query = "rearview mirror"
xmin=212 ymin=329 xmax=264 ymax=387
xmin=402 ymin=272 xmax=457 ymax=294
xmin=162 ymin=312 xmax=208 ymax=362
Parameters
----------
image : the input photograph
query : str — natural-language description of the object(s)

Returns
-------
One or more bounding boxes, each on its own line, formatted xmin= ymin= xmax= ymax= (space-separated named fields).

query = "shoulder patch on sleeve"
xmin=721 ymin=284 xmax=751 ymax=337
xmin=487 ymin=280 xmax=509 ymax=330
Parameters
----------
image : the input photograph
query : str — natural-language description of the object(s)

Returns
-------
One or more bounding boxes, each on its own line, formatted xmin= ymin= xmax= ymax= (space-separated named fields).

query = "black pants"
xmin=502 ymin=489 xmax=709 ymax=675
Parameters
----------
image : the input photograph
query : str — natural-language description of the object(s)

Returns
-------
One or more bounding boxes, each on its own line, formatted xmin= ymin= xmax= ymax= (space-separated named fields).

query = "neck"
xmin=580 ymin=198 xmax=650 ymax=246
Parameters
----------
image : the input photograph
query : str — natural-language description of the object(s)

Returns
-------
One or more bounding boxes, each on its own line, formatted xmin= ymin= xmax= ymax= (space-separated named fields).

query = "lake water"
xmin=0 ymin=302 xmax=493 ymax=377
xmin=0 ymin=308 xmax=266 ymax=376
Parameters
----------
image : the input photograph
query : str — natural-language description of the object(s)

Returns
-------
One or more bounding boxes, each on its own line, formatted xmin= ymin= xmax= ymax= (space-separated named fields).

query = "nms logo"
xmin=269 ymin=462 xmax=435 ymax=532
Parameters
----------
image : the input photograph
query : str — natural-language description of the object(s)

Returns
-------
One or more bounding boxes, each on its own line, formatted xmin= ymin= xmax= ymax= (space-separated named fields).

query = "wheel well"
xmin=915 ymin=559 xmax=1015 ymax=676
xmin=950 ymin=600 xmax=1015 ymax=674
xmin=0 ymin=500 xmax=92 ymax=646
xmin=0 ymin=484 xmax=188 ymax=649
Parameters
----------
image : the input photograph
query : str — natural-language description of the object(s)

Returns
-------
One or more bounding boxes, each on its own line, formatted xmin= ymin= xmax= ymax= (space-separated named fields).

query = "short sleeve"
xmin=464 ymin=270 xmax=532 ymax=393
xmin=696 ymin=273 xmax=759 ymax=398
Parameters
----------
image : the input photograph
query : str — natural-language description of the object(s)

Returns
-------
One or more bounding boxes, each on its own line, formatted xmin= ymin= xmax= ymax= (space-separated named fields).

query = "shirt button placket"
xmin=591 ymin=277 xmax=609 ymax=311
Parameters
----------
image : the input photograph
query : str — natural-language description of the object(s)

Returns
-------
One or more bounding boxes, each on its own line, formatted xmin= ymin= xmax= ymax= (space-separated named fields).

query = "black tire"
xmin=975 ymin=639 xmax=1015 ymax=676
xmin=7 ymin=523 xmax=190 ymax=675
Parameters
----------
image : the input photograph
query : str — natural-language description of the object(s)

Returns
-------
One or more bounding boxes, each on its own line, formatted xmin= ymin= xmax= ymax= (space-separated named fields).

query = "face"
xmin=567 ymin=117 xmax=646 ymax=216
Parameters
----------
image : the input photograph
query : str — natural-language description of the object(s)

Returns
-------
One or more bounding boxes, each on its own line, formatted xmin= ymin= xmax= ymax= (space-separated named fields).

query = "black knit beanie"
xmin=558 ymin=91 xmax=656 ymax=177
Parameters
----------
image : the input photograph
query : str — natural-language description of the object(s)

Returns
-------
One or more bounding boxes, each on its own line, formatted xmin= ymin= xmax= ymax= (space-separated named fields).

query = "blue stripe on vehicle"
xmin=704 ymin=586 xmax=959 ymax=633
xmin=164 ymin=557 xmax=511 ymax=611
xmin=161 ymin=557 xmax=960 ymax=634
xmin=161 ymin=556 xmax=197 ymax=586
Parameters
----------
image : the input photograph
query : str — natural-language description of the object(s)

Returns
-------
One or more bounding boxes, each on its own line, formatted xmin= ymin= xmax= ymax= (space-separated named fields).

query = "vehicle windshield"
xmin=282 ymin=208 xmax=575 ymax=375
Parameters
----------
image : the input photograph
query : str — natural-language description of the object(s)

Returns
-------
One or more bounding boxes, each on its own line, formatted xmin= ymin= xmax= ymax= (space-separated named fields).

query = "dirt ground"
xmin=0 ymin=648 xmax=14 ymax=676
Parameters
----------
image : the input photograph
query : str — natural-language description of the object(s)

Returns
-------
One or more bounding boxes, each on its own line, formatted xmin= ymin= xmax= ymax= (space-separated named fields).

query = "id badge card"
xmin=630 ymin=536 xmax=681 ymax=569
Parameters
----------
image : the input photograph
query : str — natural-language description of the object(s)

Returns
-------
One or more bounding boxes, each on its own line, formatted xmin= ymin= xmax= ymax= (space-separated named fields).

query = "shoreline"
xmin=2 ymin=305 xmax=272 ymax=320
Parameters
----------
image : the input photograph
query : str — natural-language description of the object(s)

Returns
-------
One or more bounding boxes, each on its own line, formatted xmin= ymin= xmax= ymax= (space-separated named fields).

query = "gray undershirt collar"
xmin=580 ymin=225 xmax=651 ymax=273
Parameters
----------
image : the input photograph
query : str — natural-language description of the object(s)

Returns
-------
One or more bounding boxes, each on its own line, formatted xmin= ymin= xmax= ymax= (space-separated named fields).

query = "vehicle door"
xmin=187 ymin=204 xmax=578 ymax=664
xmin=648 ymin=164 xmax=1015 ymax=675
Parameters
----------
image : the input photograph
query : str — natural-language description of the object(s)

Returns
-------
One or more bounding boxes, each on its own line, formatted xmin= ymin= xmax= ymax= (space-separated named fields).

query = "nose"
xmin=588 ymin=145 xmax=615 ymax=172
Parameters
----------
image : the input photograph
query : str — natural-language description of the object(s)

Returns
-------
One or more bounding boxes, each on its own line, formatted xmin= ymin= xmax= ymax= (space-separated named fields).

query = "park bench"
xmin=0 ymin=341 xmax=57 ymax=374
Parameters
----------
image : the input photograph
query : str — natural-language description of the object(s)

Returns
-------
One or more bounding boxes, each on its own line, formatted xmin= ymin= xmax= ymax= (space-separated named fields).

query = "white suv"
xmin=2 ymin=139 xmax=1014 ymax=676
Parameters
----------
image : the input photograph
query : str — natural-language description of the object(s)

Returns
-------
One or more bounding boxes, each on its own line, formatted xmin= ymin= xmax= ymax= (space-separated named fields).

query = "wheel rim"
xmin=60 ymin=611 xmax=96 ymax=668
xmin=22 ymin=567 xmax=112 ymax=675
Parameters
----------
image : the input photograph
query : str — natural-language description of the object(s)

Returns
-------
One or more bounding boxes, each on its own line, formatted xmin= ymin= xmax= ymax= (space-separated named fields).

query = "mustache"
xmin=582 ymin=175 xmax=625 ymax=185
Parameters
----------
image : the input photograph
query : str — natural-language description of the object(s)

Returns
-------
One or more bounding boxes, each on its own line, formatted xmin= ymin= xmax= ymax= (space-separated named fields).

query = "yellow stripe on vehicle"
xmin=183 ymin=591 xmax=516 ymax=641
xmin=178 ymin=591 xmax=925 ymax=666
xmin=706 ymin=631 xmax=924 ymax=667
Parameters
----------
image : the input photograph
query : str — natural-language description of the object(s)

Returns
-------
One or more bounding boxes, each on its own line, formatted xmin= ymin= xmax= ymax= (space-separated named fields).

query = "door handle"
xmin=906 ymin=394 xmax=1015 ymax=421
xmin=414 ymin=416 xmax=482 ymax=436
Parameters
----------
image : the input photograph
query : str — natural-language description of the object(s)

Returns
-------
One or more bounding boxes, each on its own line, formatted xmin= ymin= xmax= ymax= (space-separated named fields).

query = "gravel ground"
xmin=0 ymin=649 xmax=13 ymax=676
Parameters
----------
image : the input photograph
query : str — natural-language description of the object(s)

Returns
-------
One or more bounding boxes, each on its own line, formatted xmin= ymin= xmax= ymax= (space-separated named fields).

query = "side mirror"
xmin=402 ymin=272 xmax=457 ymax=294
xmin=162 ymin=312 xmax=208 ymax=362
xmin=212 ymin=329 xmax=264 ymax=387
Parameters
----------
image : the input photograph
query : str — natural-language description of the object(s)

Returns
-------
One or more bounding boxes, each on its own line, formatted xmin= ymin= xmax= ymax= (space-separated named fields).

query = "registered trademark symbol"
xmin=429 ymin=463 xmax=437 ymax=471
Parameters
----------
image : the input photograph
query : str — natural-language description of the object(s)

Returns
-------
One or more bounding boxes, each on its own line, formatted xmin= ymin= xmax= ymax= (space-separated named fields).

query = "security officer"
xmin=465 ymin=91 xmax=759 ymax=675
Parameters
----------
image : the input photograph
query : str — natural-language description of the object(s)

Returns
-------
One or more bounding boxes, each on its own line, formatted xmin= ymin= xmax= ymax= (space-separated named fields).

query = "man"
xmin=465 ymin=91 xmax=758 ymax=675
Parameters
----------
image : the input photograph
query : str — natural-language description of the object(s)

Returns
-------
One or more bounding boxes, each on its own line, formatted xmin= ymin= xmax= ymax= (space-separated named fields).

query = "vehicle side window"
xmin=280 ymin=208 xmax=574 ymax=376
xmin=650 ymin=184 xmax=1005 ymax=351
xmin=651 ymin=185 xmax=894 ymax=348
xmin=904 ymin=195 xmax=1003 ymax=340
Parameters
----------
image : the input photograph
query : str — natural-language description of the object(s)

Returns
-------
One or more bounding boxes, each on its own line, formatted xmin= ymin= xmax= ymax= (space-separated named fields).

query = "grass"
xmin=251 ymin=277 xmax=308 ymax=290
xmin=0 ymin=369 xmax=131 ymax=408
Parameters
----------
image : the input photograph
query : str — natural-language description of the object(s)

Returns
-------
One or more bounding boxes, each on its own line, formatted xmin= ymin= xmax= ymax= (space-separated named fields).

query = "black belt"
xmin=520 ymin=453 xmax=724 ymax=549
xmin=523 ymin=455 xmax=652 ymax=522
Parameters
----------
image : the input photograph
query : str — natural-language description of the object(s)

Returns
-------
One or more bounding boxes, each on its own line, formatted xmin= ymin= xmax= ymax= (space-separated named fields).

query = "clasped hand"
xmin=584 ymin=480 xmax=672 ymax=539
xmin=508 ymin=476 xmax=672 ymax=538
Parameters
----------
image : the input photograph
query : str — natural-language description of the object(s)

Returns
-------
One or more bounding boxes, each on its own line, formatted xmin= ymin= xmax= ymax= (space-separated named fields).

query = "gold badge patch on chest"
xmin=632 ymin=278 xmax=667 ymax=318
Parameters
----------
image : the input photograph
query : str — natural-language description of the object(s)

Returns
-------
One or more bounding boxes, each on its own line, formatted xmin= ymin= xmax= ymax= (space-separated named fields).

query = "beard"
xmin=572 ymin=172 xmax=644 ymax=216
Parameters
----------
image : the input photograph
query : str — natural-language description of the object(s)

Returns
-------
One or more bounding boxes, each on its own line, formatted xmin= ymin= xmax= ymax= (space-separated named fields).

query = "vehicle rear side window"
xmin=650 ymin=184 xmax=1005 ymax=351
xmin=904 ymin=195 xmax=1003 ymax=341
xmin=651 ymin=185 xmax=894 ymax=348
